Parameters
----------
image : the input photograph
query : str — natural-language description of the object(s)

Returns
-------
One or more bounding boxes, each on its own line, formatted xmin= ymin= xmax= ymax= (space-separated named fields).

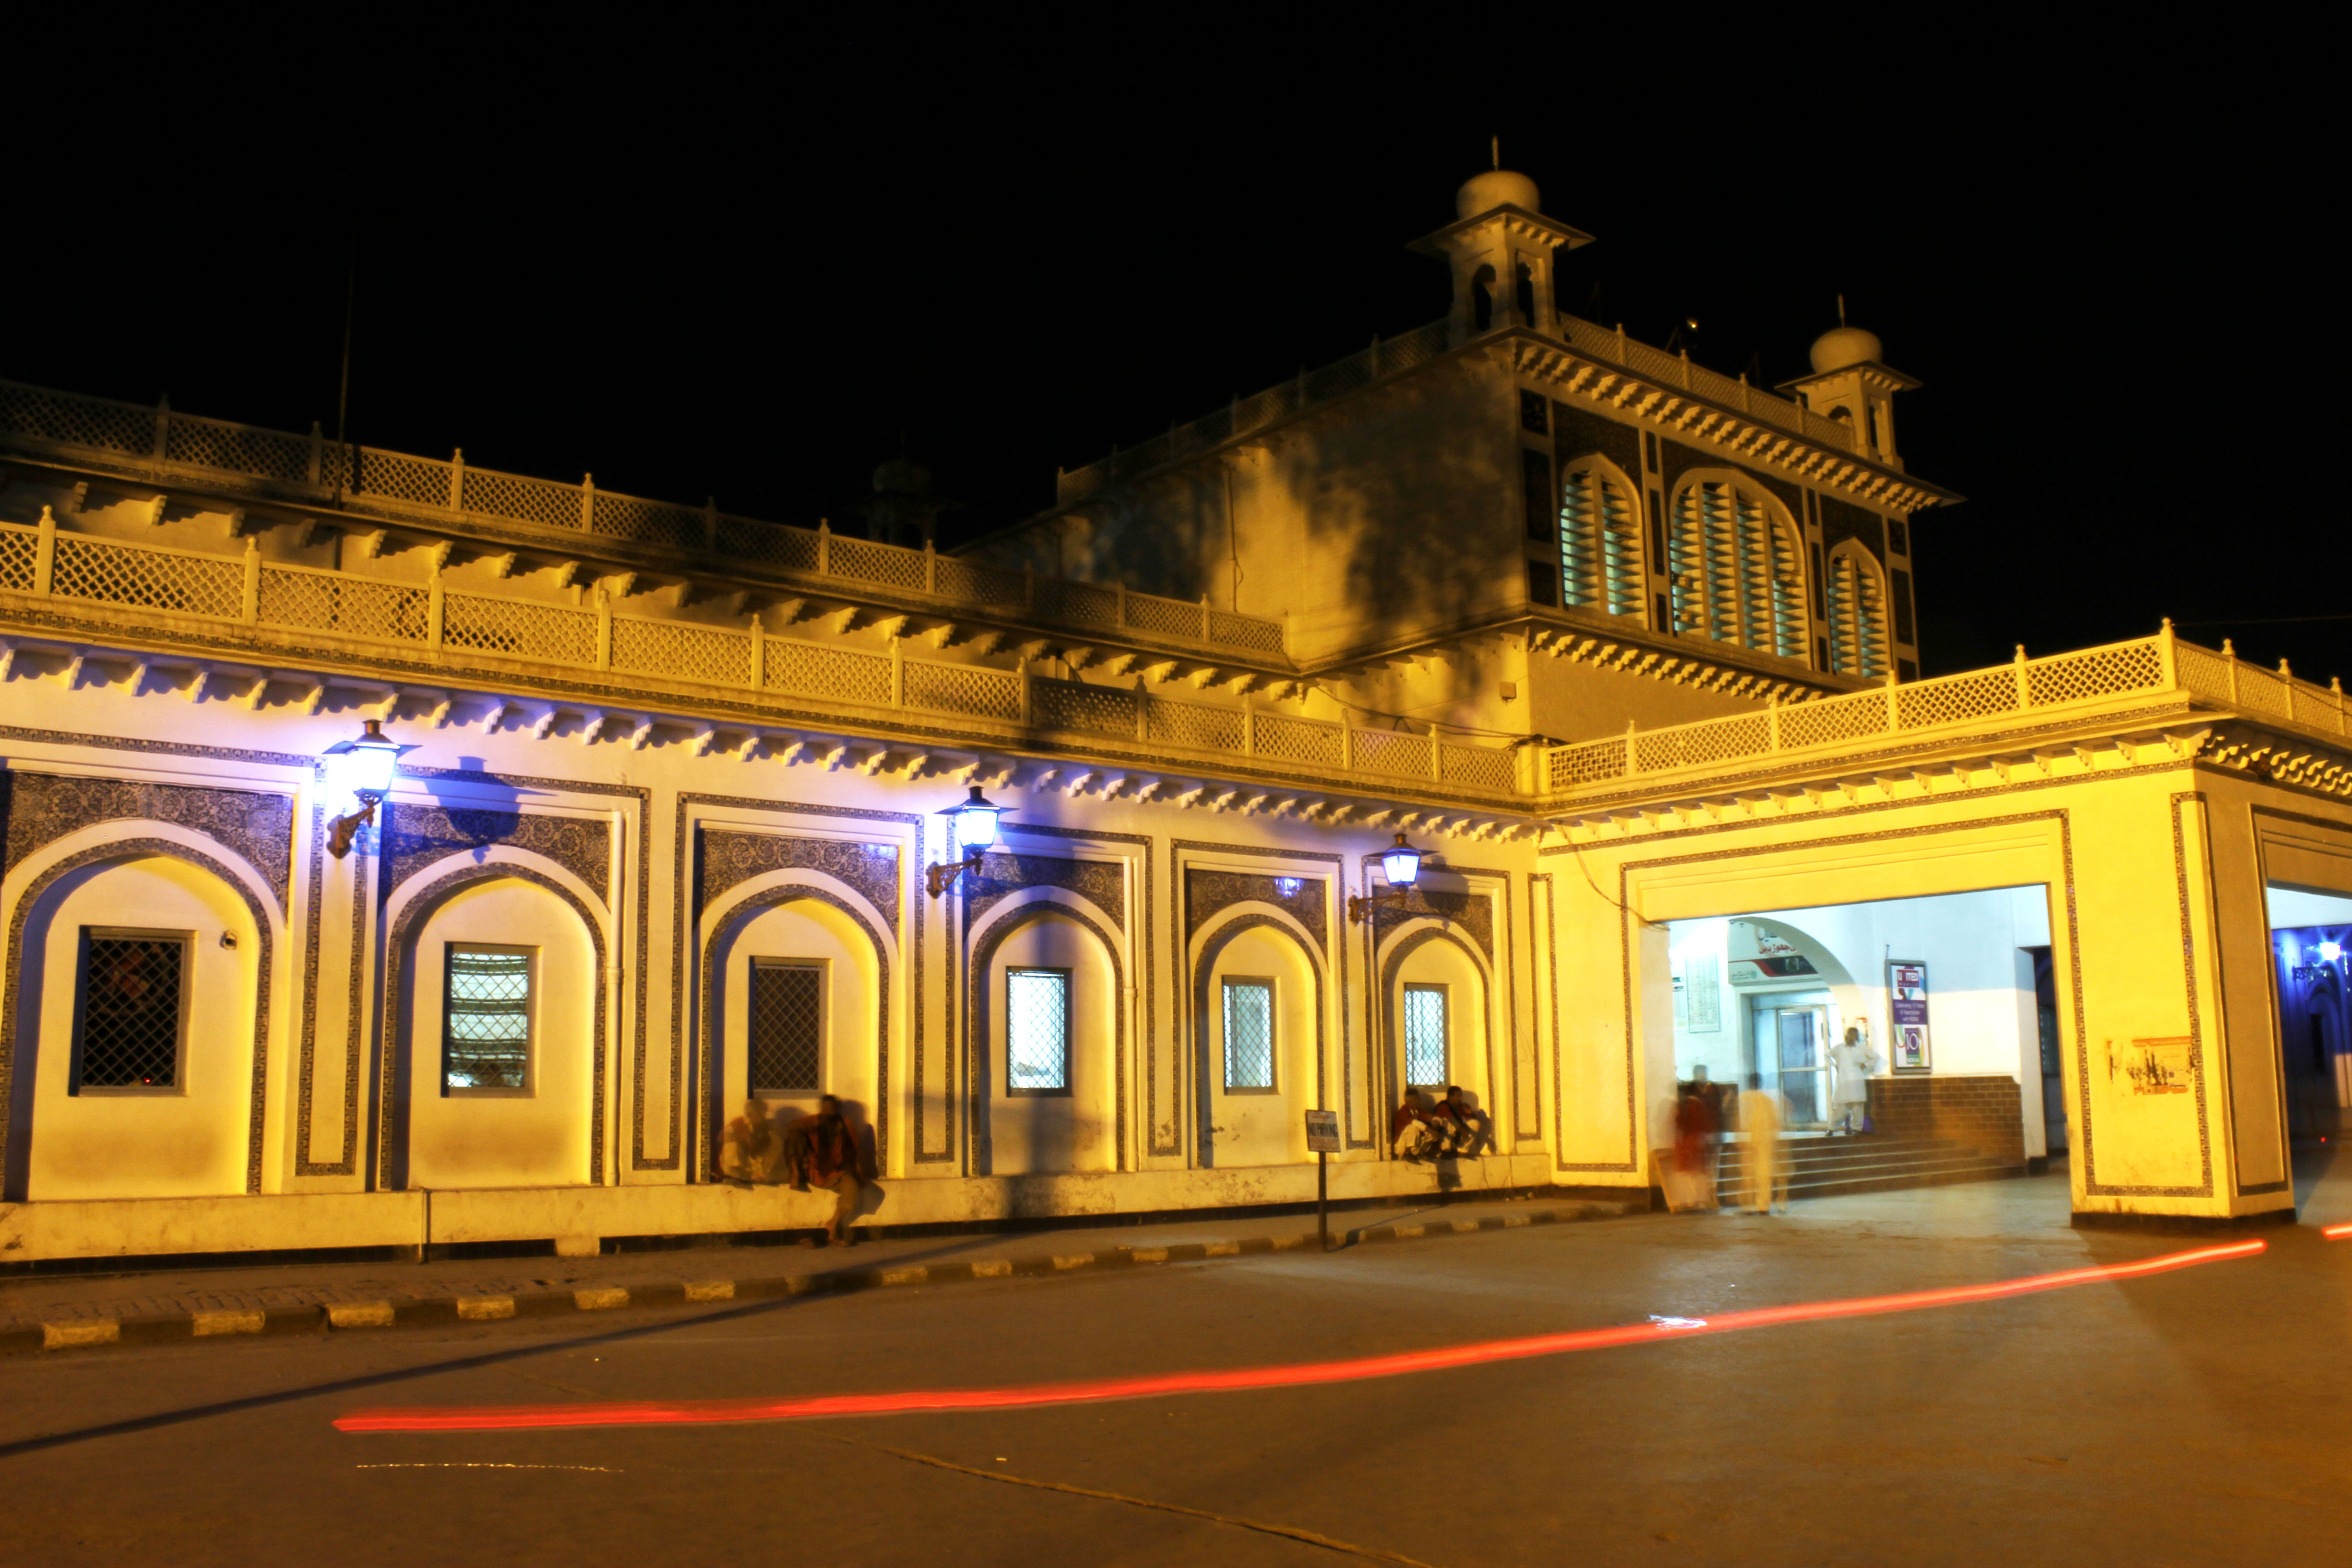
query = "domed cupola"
xmin=1410 ymin=141 xmax=1593 ymax=343
xmin=1779 ymin=299 xmax=1921 ymax=470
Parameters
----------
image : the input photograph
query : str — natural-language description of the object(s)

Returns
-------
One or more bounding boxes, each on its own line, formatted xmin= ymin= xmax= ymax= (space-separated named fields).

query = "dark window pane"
xmin=77 ymin=936 xmax=182 ymax=1088
xmin=446 ymin=947 xmax=530 ymax=1092
xmin=750 ymin=962 xmax=822 ymax=1093
xmin=1519 ymin=390 xmax=1549 ymax=433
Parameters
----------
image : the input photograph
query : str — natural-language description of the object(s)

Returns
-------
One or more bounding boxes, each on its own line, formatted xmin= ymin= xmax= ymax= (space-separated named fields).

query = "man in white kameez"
xmin=1829 ymin=1024 xmax=1882 ymax=1135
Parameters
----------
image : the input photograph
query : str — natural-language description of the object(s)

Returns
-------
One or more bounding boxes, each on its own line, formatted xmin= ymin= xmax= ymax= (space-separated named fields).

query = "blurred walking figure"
xmin=1665 ymin=1080 xmax=1720 ymax=1211
xmin=1738 ymin=1073 xmax=1784 ymax=1215
xmin=1829 ymin=1024 xmax=1882 ymax=1135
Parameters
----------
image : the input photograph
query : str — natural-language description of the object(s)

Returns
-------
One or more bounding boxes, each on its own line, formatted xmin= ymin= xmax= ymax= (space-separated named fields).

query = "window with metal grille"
xmin=1559 ymin=465 xmax=1643 ymax=617
xmin=1223 ymin=979 xmax=1275 ymax=1092
xmin=1403 ymin=983 xmax=1448 ymax=1088
xmin=74 ymin=931 xmax=188 ymax=1091
xmin=1668 ymin=480 xmax=1805 ymax=659
xmin=749 ymin=960 xmax=822 ymax=1093
xmin=1006 ymin=967 xmax=1070 ymax=1094
xmin=444 ymin=946 xmax=532 ymax=1093
xmin=1827 ymin=547 xmax=1889 ymax=678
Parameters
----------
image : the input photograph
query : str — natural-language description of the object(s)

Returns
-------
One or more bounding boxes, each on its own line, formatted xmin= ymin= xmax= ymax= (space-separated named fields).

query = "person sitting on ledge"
xmin=1434 ymin=1084 xmax=1494 ymax=1158
xmin=1391 ymin=1089 xmax=1442 ymax=1162
xmin=805 ymin=1094 xmax=863 ymax=1246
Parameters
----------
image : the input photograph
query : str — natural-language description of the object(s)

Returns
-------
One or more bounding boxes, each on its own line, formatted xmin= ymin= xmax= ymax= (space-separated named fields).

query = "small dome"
xmin=1456 ymin=168 xmax=1540 ymax=220
xmin=1809 ymin=324 xmax=1884 ymax=374
xmin=872 ymin=456 xmax=931 ymax=496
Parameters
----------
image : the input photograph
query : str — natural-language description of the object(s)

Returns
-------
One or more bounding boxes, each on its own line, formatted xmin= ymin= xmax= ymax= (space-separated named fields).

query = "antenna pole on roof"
xmin=1837 ymin=293 xmax=1847 ymax=326
xmin=1490 ymin=135 xmax=1500 ymax=169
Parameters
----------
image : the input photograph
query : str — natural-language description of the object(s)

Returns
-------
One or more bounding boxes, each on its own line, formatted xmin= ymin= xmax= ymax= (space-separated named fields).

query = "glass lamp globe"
xmin=1381 ymin=833 xmax=1423 ymax=888
xmin=2322 ymin=941 xmax=2343 ymax=965
xmin=328 ymin=719 xmax=403 ymax=799
xmin=948 ymin=786 xmax=1003 ymax=855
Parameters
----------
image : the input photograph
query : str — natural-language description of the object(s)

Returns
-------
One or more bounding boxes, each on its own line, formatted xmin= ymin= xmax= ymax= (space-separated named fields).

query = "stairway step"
xmin=1715 ymin=1159 xmax=2025 ymax=1201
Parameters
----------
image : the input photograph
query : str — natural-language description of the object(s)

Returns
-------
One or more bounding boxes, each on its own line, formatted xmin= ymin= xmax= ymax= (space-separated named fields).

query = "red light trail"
xmin=334 ymin=1238 xmax=2264 ymax=1435
xmin=2323 ymin=1221 xmax=2352 ymax=1240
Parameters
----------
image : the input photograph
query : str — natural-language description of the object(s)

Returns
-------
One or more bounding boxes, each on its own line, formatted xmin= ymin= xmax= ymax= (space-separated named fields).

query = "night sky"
xmin=4 ymin=30 xmax=2328 ymax=683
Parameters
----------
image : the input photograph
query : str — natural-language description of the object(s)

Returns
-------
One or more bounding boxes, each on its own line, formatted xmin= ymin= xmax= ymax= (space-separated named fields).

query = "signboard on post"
xmin=1303 ymin=1109 xmax=1342 ymax=1153
xmin=1887 ymin=959 xmax=1931 ymax=1073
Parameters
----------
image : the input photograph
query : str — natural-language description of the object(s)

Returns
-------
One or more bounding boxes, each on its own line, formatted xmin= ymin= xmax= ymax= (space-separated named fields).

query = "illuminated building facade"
xmin=0 ymin=168 xmax=2339 ymax=1264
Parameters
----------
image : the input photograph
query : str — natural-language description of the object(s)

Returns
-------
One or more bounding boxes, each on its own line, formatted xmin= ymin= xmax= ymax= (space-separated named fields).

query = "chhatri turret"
xmin=1409 ymin=143 xmax=1594 ymax=342
xmin=1779 ymin=302 xmax=1921 ymax=471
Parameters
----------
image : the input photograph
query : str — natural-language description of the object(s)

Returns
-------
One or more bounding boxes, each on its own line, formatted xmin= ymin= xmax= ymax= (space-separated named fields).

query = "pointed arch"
xmin=1667 ymin=472 xmax=1805 ymax=660
xmin=1827 ymin=541 xmax=1891 ymax=678
xmin=1558 ymin=455 xmax=1645 ymax=618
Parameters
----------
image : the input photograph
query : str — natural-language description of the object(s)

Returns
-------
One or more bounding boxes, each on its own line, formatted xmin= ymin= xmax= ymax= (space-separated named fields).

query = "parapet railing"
xmin=1553 ymin=317 xmax=1857 ymax=452
xmin=1056 ymin=321 xmax=1455 ymax=500
xmin=0 ymin=513 xmax=1515 ymax=793
xmin=1544 ymin=628 xmax=2350 ymax=794
xmin=1053 ymin=309 xmax=1867 ymax=507
xmin=0 ymin=377 xmax=1288 ymax=662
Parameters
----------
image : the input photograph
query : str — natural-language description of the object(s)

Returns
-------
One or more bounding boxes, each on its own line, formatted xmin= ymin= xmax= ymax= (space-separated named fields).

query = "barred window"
xmin=444 ymin=945 xmax=532 ymax=1093
xmin=75 ymin=931 xmax=188 ymax=1091
xmin=1559 ymin=464 xmax=1644 ymax=617
xmin=1006 ymin=967 xmax=1070 ymax=1094
xmin=1222 ymin=979 xmax=1275 ymax=1092
xmin=1668 ymin=479 xmax=1805 ymax=659
xmin=1403 ymin=982 xmax=1448 ymax=1088
xmin=1827 ymin=545 xmax=1890 ymax=678
xmin=749 ymin=960 xmax=822 ymax=1093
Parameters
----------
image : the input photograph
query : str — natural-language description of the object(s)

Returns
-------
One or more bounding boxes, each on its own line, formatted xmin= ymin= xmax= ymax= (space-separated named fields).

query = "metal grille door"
xmin=1403 ymin=983 xmax=1448 ymax=1088
xmin=750 ymin=962 xmax=822 ymax=1093
xmin=1223 ymin=980 xmax=1274 ymax=1090
xmin=445 ymin=947 xmax=531 ymax=1091
xmin=76 ymin=935 xmax=185 ymax=1088
xmin=1006 ymin=968 xmax=1069 ymax=1092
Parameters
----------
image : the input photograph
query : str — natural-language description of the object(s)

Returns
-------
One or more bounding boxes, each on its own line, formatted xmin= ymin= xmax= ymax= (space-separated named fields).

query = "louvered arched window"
xmin=1827 ymin=544 xmax=1890 ymax=678
xmin=1667 ymin=478 xmax=1805 ymax=659
xmin=1558 ymin=462 xmax=1643 ymax=617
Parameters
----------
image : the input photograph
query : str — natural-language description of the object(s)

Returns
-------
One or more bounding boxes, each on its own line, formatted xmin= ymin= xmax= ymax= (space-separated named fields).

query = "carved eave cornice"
xmin=0 ymin=627 xmax=1542 ymax=840
xmin=1408 ymin=204 xmax=1596 ymax=256
xmin=1779 ymin=360 xmax=1923 ymax=395
xmin=1526 ymin=623 xmax=1838 ymax=704
xmin=1511 ymin=339 xmax=1956 ymax=514
xmin=2201 ymin=723 xmax=2352 ymax=799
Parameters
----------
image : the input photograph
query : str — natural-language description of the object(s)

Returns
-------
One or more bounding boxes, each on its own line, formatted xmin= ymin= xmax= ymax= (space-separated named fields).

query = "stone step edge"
xmin=0 ymin=1200 xmax=1642 ymax=1357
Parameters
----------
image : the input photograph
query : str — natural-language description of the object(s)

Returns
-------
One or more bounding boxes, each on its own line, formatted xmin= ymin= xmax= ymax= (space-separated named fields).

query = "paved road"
xmin=4 ymin=1168 xmax=2346 ymax=1567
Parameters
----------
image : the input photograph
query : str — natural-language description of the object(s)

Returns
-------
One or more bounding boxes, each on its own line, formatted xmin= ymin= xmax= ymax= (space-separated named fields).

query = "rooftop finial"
xmin=1490 ymin=135 xmax=1500 ymax=170
xmin=1837 ymin=293 xmax=1847 ymax=326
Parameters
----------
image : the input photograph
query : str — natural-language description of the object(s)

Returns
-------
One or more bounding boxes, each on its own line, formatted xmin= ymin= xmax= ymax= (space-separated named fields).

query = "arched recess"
xmin=1191 ymin=908 xmax=1325 ymax=1168
xmin=1 ymin=833 xmax=274 ymax=1201
xmin=696 ymin=875 xmax=891 ymax=1180
xmin=1826 ymin=540 xmax=1891 ymax=677
xmin=1667 ymin=470 xmax=1806 ymax=659
xmin=1378 ymin=925 xmax=1497 ymax=1141
xmin=379 ymin=859 xmax=606 ymax=1191
xmin=1558 ymin=454 xmax=1645 ymax=619
xmin=967 ymin=892 xmax=1124 ymax=1178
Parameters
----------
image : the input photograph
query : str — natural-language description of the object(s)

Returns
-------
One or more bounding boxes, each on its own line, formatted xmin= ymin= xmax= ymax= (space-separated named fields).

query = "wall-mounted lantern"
xmin=1345 ymin=833 xmax=1425 ymax=924
xmin=926 ymin=785 xmax=1006 ymax=898
xmin=322 ymin=719 xmax=414 ymax=859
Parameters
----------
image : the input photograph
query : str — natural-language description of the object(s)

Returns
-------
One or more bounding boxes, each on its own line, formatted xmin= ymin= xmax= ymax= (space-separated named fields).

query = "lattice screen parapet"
xmin=0 ymin=377 xmax=1284 ymax=660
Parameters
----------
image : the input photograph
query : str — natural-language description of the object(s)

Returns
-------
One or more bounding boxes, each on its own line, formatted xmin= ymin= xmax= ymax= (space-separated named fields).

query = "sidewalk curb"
xmin=1 ymin=1200 xmax=1639 ymax=1358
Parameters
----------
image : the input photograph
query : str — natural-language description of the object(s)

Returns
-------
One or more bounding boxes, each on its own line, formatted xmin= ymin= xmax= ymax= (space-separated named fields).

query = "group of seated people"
xmin=1390 ymin=1085 xmax=1493 ymax=1161
xmin=719 ymin=1094 xmax=865 ymax=1245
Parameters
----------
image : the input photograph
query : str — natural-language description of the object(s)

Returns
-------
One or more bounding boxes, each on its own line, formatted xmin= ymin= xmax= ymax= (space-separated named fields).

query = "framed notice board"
xmin=1887 ymin=959 xmax=1931 ymax=1073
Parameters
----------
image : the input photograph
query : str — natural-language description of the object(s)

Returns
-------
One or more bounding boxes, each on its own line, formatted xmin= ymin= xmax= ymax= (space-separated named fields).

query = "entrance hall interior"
xmin=2267 ymin=884 xmax=2352 ymax=1147
xmin=1664 ymin=887 xmax=2061 ymax=1204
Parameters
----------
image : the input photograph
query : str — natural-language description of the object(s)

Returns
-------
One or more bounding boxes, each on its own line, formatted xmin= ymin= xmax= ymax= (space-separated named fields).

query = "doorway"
xmin=1752 ymin=995 xmax=1830 ymax=1127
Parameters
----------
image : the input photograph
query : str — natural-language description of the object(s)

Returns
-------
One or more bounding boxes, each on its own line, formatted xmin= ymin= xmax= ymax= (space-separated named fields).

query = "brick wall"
xmin=1867 ymin=1075 xmax=2024 ymax=1164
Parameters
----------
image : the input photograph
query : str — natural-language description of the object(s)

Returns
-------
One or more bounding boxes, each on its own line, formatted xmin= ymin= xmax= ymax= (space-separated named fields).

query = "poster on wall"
xmin=1888 ymin=959 xmax=1931 ymax=1073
